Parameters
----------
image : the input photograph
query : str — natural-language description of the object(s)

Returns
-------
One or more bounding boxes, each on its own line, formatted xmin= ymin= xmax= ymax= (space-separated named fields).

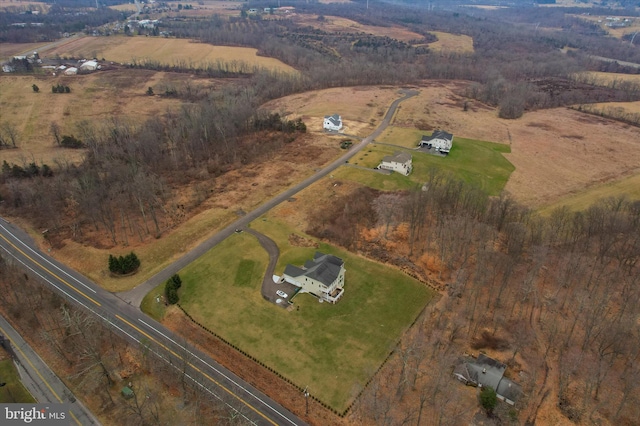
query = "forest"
xmin=308 ymin=171 xmax=640 ymax=425
xmin=2 ymin=0 xmax=640 ymax=423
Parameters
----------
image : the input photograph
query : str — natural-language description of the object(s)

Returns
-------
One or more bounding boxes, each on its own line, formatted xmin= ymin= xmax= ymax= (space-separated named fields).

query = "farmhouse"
xmin=282 ymin=252 xmax=346 ymax=304
xmin=378 ymin=151 xmax=412 ymax=176
xmin=419 ymin=130 xmax=453 ymax=154
xmin=323 ymin=114 xmax=343 ymax=132
xmin=453 ymin=354 xmax=522 ymax=405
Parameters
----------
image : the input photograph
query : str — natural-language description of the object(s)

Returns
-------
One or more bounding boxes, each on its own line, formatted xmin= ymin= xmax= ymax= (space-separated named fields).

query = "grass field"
xmin=143 ymin=221 xmax=434 ymax=412
xmin=340 ymin=127 xmax=513 ymax=195
xmin=538 ymin=172 xmax=640 ymax=214
xmin=427 ymin=31 xmax=475 ymax=53
xmin=0 ymin=71 xmax=187 ymax=165
xmin=0 ymin=359 xmax=36 ymax=403
xmin=293 ymin=14 xmax=424 ymax=43
xmin=42 ymin=36 xmax=297 ymax=74
xmin=573 ymin=71 xmax=640 ymax=86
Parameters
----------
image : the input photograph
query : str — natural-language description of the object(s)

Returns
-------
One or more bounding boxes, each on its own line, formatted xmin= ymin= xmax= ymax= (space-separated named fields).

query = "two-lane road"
xmin=0 ymin=217 xmax=304 ymax=426
xmin=0 ymin=88 xmax=418 ymax=423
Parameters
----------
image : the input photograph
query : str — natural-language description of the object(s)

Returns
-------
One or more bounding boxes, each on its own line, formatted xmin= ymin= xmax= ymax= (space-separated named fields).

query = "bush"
xmin=480 ymin=386 xmax=497 ymax=415
xmin=108 ymin=252 xmax=141 ymax=275
xmin=164 ymin=274 xmax=182 ymax=304
xmin=60 ymin=135 xmax=84 ymax=149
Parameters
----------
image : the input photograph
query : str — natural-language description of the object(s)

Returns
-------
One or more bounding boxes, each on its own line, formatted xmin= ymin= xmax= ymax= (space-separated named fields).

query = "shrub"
xmin=164 ymin=274 xmax=182 ymax=304
xmin=480 ymin=386 xmax=497 ymax=415
xmin=108 ymin=252 xmax=141 ymax=275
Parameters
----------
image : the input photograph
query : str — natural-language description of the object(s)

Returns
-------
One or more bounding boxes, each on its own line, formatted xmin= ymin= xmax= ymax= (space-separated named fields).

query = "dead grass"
xmin=0 ymin=0 xmax=48 ymax=12
xmin=40 ymin=36 xmax=297 ymax=74
xmin=262 ymin=85 xmax=405 ymax=137
xmin=293 ymin=14 xmax=424 ymax=43
xmin=427 ymin=31 xmax=475 ymax=53
xmin=389 ymin=80 xmax=640 ymax=207
xmin=579 ymin=100 xmax=640 ymax=114
xmin=0 ymin=70 xmax=186 ymax=165
xmin=38 ymin=133 xmax=341 ymax=292
xmin=0 ymin=42 xmax=50 ymax=61
xmin=574 ymin=71 xmax=640 ymax=86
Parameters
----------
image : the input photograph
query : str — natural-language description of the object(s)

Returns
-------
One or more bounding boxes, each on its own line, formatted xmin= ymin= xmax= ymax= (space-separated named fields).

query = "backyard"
xmin=142 ymin=219 xmax=435 ymax=412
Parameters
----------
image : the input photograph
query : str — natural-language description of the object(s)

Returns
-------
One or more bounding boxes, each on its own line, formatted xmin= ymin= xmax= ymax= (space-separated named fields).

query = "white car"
xmin=276 ymin=290 xmax=288 ymax=299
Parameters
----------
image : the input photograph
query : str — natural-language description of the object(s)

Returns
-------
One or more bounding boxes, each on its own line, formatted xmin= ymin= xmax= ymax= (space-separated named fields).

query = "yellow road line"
xmin=0 ymin=325 xmax=82 ymax=426
xmin=0 ymin=233 xmax=101 ymax=307
xmin=116 ymin=315 xmax=277 ymax=426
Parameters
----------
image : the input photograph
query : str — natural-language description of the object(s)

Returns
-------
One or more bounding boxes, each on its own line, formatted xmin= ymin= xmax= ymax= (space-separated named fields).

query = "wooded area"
xmin=307 ymin=171 xmax=640 ymax=425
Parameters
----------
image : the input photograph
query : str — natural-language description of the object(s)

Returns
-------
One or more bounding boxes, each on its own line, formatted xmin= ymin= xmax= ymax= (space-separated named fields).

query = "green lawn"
xmin=0 ymin=359 xmax=36 ymax=403
xmin=343 ymin=127 xmax=514 ymax=195
xmin=143 ymin=223 xmax=434 ymax=412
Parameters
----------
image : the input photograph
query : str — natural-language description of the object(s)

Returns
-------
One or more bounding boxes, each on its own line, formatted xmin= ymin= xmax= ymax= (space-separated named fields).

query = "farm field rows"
xmin=39 ymin=36 xmax=297 ymax=74
xmin=144 ymin=219 xmax=434 ymax=412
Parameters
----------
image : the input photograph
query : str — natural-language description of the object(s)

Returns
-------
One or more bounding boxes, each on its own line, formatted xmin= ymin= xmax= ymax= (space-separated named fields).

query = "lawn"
xmin=143 ymin=222 xmax=434 ymax=412
xmin=338 ymin=127 xmax=513 ymax=195
xmin=0 ymin=359 xmax=36 ymax=403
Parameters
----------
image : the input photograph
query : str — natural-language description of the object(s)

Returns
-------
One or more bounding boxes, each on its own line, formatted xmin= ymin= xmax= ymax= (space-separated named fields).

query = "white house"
xmin=323 ymin=114 xmax=343 ymax=131
xmin=419 ymin=130 xmax=453 ymax=154
xmin=282 ymin=252 xmax=346 ymax=304
xmin=379 ymin=151 xmax=412 ymax=176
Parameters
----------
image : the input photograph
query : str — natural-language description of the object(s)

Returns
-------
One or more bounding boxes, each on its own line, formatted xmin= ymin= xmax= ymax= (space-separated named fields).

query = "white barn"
xmin=419 ymin=130 xmax=453 ymax=154
xmin=378 ymin=151 xmax=412 ymax=176
xmin=323 ymin=114 xmax=343 ymax=131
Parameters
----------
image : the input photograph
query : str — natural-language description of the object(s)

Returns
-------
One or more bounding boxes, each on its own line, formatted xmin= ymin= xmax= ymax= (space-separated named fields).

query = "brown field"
xmin=0 ymin=42 xmax=50 ymax=61
xmin=427 ymin=31 xmax=475 ymax=53
xmin=39 ymin=36 xmax=297 ymax=74
xmin=292 ymin=14 xmax=425 ymax=43
xmin=108 ymin=3 xmax=137 ymax=12
xmin=580 ymin=100 xmax=640 ymax=114
xmin=157 ymin=1 xmax=242 ymax=18
xmin=262 ymin=85 xmax=405 ymax=137
xmin=574 ymin=14 xmax=640 ymax=39
xmin=0 ymin=0 xmax=48 ymax=12
xmin=0 ymin=70 xmax=194 ymax=165
xmin=574 ymin=71 xmax=640 ymax=86
xmin=385 ymin=80 xmax=640 ymax=207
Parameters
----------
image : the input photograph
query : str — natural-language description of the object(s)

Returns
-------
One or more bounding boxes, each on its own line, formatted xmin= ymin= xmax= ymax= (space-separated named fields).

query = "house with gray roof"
xmin=323 ymin=114 xmax=343 ymax=132
xmin=419 ymin=130 xmax=453 ymax=154
xmin=378 ymin=151 xmax=412 ymax=176
xmin=282 ymin=252 xmax=346 ymax=303
xmin=453 ymin=353 xmax=522 ymax=405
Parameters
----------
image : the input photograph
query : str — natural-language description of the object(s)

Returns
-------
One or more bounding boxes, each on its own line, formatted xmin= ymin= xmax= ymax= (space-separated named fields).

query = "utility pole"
xmin=303 ymin=386 xmax=310 ymax=416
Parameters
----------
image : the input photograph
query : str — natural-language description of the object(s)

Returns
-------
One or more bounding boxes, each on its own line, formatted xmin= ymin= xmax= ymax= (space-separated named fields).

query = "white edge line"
xmin=139 ymin=318 xmax=299 ymax=426
xmin=0 ymin=222 xmax=96 ymax=294
xmin=0 ymin=244 xmax=256 ymax=426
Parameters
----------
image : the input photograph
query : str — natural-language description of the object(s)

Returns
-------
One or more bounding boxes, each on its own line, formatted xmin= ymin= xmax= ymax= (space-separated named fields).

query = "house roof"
xmin=382 ymin=151 xmax=412 ymax=164
xmin=324 ymin=114 xmax=342 ymax=126
xmin=422 ymin=130 xmax=453 ymax=142
xmin=284 ymin=252 xmax=344 ymax=287
xmin=454 ymin=354 xmax=522 ymax=402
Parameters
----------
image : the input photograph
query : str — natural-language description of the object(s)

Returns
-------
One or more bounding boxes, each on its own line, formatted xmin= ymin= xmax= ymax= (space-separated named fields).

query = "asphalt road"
xmin=118 ymin=88 xmax=419 ymax=307
xmin=0 ymin=218 xmax=304 ymax=426
xmin=0 ymin=88 xmax=418 ymax=424
xmin=0 ymin=314 xmax=100 ymax=426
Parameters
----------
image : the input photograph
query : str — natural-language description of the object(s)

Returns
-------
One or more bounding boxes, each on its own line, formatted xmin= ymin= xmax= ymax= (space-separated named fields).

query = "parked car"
xmin=276 ymin=290 xmax=288 ymax=299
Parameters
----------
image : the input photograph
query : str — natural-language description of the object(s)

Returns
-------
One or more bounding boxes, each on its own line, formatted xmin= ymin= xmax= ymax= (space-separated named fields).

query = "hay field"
xmin=579 ymin=101 xmax=640 ymax=115
xmin=389 ymin=81 xmax=640 ymax=207
xmin=263 ymin=85 xmax=404 ymax=137
xmin=574 ymin=14 xmax=640 ymax=39
xmin=0 ymin=71 xmax=188 ymax=165
xmin=0 ymin=42 xmax=49 ymax=61
xmin=427 ymin=31 xmax=475 ymax=53
xmin=41 ymin=36 xmax=297 ymax=74
xmin=108 ymin=3 xmax=137 ymax=12
xmin=0 ymin=0 xmax=48 ymax=12
xmin=574 ymin=71 xmax=640 ymax=86
xmin=293 ymin=14 xmax=424 ymax=43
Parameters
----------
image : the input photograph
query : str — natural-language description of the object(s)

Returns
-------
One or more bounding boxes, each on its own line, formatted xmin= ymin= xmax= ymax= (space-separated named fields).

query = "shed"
xmin=121 ymin=386 xmax=134 ymax=399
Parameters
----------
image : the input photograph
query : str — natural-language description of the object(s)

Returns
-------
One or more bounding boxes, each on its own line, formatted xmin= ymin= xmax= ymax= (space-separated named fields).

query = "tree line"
xmin=306 ymin=170 xmax=640 ymax=424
